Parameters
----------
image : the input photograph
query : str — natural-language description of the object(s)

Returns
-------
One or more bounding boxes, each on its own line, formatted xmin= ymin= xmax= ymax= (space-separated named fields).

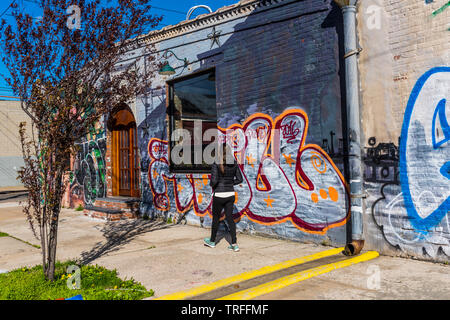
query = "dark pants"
xmin=210 ymin=195 xmax=237 ymax=244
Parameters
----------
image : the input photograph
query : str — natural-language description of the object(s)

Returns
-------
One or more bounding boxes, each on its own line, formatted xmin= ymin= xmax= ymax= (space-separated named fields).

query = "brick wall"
xmin=358 ymin=0 xmax=450 ymax=262
xmin=139 ymin=0 xmax=351 ymax=246
xmin=105 ymin=129 xmax=113 ymax=197
xmin=0 ymin=100 xmax=32 ymax=187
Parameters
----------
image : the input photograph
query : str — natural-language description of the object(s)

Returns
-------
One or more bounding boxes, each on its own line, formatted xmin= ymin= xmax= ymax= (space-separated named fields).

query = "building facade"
xmin=358 ymin=0 xmax=449 ymax=261
xmin=0 ymin=100 xmax=32 ymax=188
xmin=63 ymin=0 xmax=449 ymax=263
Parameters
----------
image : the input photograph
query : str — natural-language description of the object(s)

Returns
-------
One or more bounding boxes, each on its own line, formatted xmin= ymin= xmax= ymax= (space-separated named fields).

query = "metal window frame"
xmin=166 ymin=67 xmax=217 ymax=174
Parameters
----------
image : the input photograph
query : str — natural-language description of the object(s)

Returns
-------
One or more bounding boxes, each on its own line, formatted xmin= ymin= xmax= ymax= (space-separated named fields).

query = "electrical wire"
xmin=22 ymin=0 xmax=186 ymax=15
xmin=152 ymin=6 xmax=185 ymax=15
xmin=0 ymin=0 xmax=16 ymax=19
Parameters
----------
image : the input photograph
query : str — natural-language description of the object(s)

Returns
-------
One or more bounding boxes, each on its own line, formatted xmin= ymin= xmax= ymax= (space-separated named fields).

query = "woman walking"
xmin=204 ymin=143 xmax=243 ymax=252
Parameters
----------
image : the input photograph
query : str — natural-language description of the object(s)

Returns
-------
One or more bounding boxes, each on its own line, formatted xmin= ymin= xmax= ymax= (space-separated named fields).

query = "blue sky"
xmin=0 ymin=0 xmax=238 ymax=98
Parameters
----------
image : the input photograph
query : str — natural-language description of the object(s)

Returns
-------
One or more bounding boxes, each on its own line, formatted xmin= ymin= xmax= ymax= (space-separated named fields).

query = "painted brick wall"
xmin=358 ymin=0 xmax=449 ymax=262
xmin=138 ymin=0 xmax=351 ymax=246
xmin=65 ymin=121 xmax=107 ymax=209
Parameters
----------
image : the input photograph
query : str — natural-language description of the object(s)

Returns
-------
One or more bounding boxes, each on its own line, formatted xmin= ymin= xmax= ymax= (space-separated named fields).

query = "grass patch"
xmin=0 ymin=232 xmax=9 ymax=237
xmin=75 ymin=205 xmax=84 ymax=211
xmin=0 ymin=261 xmax=154 ymax=300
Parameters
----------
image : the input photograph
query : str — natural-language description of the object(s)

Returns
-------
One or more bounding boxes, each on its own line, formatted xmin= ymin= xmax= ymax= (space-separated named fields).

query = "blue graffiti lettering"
xmin=400 ymin=67 xmax=450 ymax=234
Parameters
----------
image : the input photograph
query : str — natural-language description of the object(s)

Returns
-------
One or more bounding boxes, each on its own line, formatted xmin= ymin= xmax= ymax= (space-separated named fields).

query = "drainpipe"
xmin=333 ymin=0 xmax=365 ymax=255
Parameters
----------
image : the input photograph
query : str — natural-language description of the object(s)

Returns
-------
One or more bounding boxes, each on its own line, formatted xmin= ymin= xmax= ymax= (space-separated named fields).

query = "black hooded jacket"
xmin=210 ymin=162 xmax=243 ymax=193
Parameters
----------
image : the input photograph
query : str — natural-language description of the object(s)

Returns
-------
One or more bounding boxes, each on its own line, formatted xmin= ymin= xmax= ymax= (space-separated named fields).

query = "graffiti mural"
xmin=371 ymin=67 xmax=450 ymax=258
xmin=364 ymin=137 xmax=400 ymax=184
xmin=147 ymin=108 xmax=350 ymax=235
xmin=426 ymin=0 xmax=449 ymax=31
xmin=70 ymin=127 xmax=107 ymax=205
xmin=400 ymin=67 xmax=450 ymax=233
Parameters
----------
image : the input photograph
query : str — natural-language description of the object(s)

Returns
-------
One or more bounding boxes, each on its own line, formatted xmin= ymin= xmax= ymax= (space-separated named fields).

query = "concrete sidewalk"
xmin=0 ymin=203 xmax=449 ymax=299
xmin=0 ymin=187 xmax=26 ymax=192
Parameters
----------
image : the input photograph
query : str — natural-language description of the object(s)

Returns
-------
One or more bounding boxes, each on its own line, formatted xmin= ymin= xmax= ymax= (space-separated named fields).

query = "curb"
xmin=217 ymin=251 xmax=380 ymax=300
xmin=155 ymin=247 xmax=344 ymax=300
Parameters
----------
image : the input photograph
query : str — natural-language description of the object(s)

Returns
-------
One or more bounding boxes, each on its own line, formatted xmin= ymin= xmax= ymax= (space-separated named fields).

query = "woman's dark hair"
xmin=218 ymin=142 xmax=234 ymax=175
xmin=218 ymin=143 xmax=227 ymax=175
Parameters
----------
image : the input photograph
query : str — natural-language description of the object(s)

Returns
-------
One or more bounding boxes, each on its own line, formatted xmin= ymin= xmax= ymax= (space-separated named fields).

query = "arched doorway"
xmin=109 ymin=106 xmax=140 ymax=198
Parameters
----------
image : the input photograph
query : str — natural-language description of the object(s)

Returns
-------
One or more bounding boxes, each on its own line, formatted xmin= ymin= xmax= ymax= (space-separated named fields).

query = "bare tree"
xmin=0 ymin=0 xmax=162 ymax=281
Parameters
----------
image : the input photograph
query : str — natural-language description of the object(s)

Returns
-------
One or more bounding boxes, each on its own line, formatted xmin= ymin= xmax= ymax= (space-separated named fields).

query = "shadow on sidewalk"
xmin=0 ymin=191 xmax=28 ymax=202
xmin=77 ymin=218 xmax=170 ymax=265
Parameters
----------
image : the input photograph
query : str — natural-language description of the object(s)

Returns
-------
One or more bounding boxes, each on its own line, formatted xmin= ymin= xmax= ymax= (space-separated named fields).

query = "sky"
xmin=0 ymin=0 xmax=238 ymax=99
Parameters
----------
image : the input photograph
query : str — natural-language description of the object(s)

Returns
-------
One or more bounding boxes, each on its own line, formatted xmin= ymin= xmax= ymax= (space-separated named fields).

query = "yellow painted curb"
xmin=217 ymin=251 xmax=379 ymax=300
xmin=155 ymin=247 xmax=344 ymax=300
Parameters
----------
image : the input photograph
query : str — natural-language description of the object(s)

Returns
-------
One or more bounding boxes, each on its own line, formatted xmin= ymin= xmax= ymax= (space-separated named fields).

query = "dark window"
xmin=167 ymin=68 xmax=217 ymax=173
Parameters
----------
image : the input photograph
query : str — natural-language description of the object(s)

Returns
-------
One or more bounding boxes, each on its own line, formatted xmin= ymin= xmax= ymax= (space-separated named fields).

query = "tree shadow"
xmin=77 ymin=218 xmax=171 ymax=265
xmin=0 ymin=190 xmax=28 ymax=202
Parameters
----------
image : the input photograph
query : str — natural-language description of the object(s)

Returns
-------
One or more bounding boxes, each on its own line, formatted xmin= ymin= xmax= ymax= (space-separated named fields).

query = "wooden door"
xmin=117 ymin=126 xmax=140 ymax=197
xmin=112 ymin=123 xmax=140 ymax=198
xmin=118 ymin=128 xmax=131 ymax=196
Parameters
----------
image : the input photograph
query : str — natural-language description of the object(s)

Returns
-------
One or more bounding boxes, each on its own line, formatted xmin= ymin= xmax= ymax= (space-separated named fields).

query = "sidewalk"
xmin=0 ymin=186 xmax=27 ymax=193
xmin=0 ymin=203 xmax=449 ymax=300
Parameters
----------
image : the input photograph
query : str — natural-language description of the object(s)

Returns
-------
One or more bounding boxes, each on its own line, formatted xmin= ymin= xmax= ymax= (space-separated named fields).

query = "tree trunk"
xmin=40 ymin=221 xmax=47 ymax=277
xmin=44 ymin=169 xmax=63 ymax=281
xmin=46 ymin=219 xmax=59 ymax=281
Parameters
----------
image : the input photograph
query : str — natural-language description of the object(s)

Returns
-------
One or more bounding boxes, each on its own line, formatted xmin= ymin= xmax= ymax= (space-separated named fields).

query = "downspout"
xmin=333 ymin=0 xmax=365 ymax=255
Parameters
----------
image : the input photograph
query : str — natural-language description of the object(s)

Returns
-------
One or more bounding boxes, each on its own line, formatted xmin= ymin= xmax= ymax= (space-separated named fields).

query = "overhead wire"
xmin=0 ymin=0 xmax=17 ymax=19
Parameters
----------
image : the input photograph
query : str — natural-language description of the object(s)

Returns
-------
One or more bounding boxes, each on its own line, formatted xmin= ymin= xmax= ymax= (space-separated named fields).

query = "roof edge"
xmin=128 ymin=0 xmax=287 ymax=48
